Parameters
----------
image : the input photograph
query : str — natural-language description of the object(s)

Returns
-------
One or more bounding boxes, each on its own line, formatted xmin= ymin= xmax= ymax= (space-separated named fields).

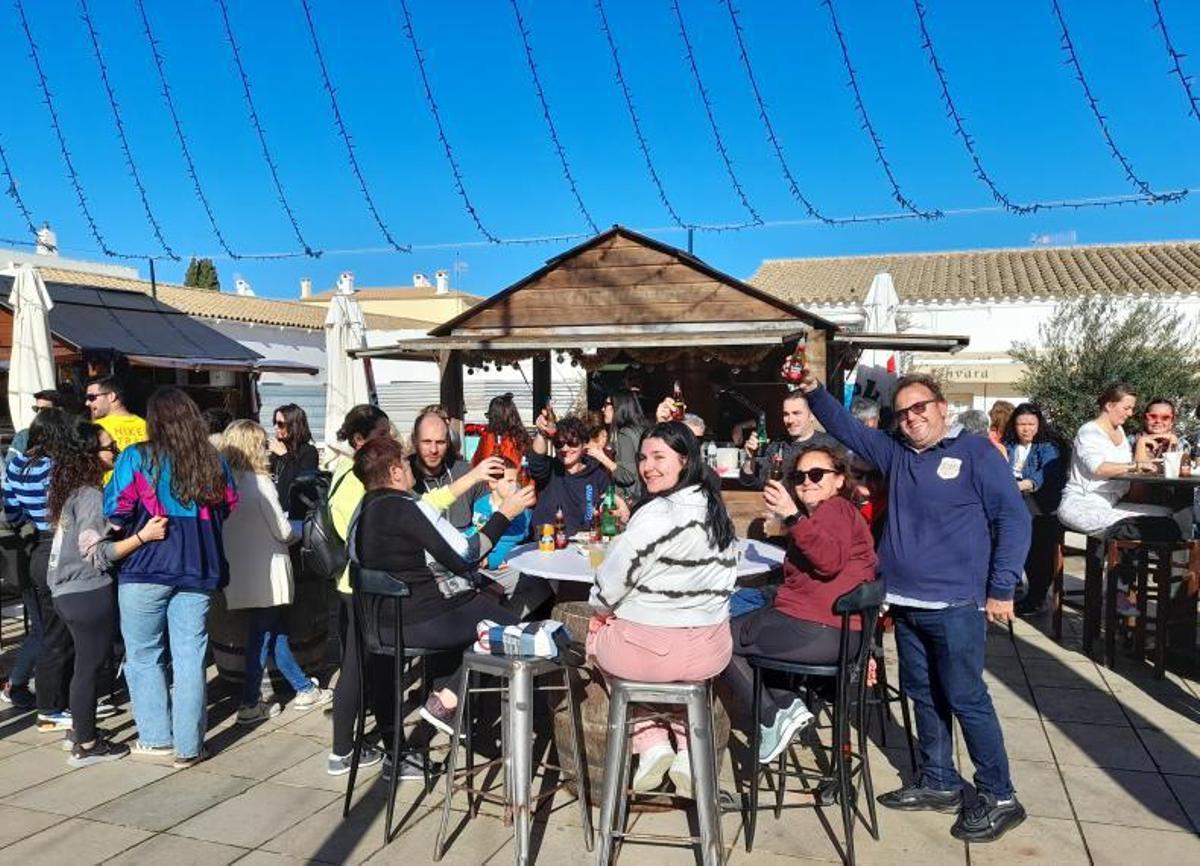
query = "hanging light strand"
xmin=1050 ymin=0 xmax=1187 ymax=204
xmin=821 ymin=0 xmax=942 ymax=220
xmin=397 ymin=0 xmax=499 ymax=243
xmin=508 ymin=0 xmax=598 ymax=234
xmin=79 ymin=0 xmax=179 ymax=260
xmin=0 ymin=138 xmax=39 ymax=241
xmin=299 ymin=0 xmax=410 ymax=252
xmin=13 ymin=0 xmax=144 ymax=259
xmin=1151 ymin=0 xmax=1200 ymax=126
xmin=214 ymin=0 xmax=321 ymax=256
xmin=669 ymin=0 xmax=762 ymax=225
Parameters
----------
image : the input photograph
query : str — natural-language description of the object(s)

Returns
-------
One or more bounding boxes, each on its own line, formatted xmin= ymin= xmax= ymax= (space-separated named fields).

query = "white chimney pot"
xmin=337 ymin=271 xmax=355 ymax=294
xmin=300 ymin=276 xmax=312 ymax=299
xmin=413 ymin=272 xmax=431 ymax=288
xmin=435 ymin=269 xmax=449 ymax=294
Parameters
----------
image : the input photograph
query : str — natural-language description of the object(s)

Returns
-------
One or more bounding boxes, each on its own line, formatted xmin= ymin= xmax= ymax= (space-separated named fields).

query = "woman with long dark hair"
xmin=268 ymin=403 xmax=319 ymax=517
xmin=2 ymin=408 xmax=73 ymax=725
xmin=722 ymin=445 xmax=876 ymax=763
xmin=1000 ymin=404 xmax=1067 ymax=615
xmin=47 ymin=419 xmax=168 ymax=765
xmin=106 ymin=387 xmax=238 ymax=768
xmin=587 ymin=421 xmax=738 ymax=798
xmin=602 ymin=389 xmax=647 ymax=500
xmin=470 ymin=392 xmax=531 ymax=468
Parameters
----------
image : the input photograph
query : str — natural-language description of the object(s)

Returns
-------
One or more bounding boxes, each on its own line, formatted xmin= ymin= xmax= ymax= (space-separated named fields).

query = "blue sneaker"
xmin=758 ymin=699 xmax=814 ymax=764
xmin=37 ymin=710 xmax=72 ymax=732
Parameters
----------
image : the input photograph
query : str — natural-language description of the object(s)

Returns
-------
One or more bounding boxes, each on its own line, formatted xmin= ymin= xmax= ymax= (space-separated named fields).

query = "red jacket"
xmin=471 ymin=430 xmax=527 ymax=469
xmin=774 ymin=496 xmax=877 ymax=630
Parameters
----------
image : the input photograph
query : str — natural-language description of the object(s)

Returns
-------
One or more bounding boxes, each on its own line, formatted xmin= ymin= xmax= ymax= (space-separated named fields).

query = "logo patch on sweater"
xmin=936 ymin=457 xmax=962 ymax=480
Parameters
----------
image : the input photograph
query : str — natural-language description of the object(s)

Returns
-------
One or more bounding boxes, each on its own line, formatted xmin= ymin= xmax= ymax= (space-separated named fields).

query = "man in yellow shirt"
xmin=87 ymin=378 xmax=147 ymax=480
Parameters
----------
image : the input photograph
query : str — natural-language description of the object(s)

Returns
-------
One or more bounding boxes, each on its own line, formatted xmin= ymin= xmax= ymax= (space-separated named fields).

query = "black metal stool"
xmin=745 ymin=580 xmax=885 ymax=866
xmin=1105 ymin=539 xmax=1200 ymax=678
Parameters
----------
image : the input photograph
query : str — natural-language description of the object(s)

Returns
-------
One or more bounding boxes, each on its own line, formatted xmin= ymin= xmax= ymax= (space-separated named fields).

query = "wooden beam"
xmin=532 ymin=353 xmax=551 ymax=417
xmin=438 ymin=350 xmax=464 ymax=419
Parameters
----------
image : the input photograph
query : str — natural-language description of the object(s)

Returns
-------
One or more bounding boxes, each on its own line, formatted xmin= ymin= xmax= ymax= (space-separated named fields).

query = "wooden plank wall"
xmin=457 ymin=234 xmax=792 ymax=332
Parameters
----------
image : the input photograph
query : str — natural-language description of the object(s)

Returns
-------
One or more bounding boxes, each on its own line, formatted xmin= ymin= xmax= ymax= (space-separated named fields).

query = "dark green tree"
xmin=1010 ymin=296 xmax=1199 ymax=439
xmin=183 ymin=257 xmax=220 ymax=291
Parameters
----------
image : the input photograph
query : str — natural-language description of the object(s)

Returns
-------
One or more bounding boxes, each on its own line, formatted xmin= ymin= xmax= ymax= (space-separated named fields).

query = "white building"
xmin=749 ymin=240 xmax=1200 ymax=412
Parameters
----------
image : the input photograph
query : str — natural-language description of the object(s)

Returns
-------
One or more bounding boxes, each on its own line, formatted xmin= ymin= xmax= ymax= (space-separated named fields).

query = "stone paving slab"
xmin=84 ymin=768 xmax=257 ymax=833
xmin=171 ymin=780 xmax=339 ymax=849
xmin=1 ymin=757 xmax=174 ymax=817
xmin=1044 ymin=720 xmax=1157 ymax=771
xmin=0 ymin=801 xmax=65 ymax=847
xmin=966 ymin=815 xmax=1090 ymax=865
xmin=1080 ymin=821 xmax=1200 ymax=866
xmin=104 ymin=832 xmax=250 ymax=865
xmin=1059 ymin=765 xmax=1191 ymax=832
xmin=2 ymin=815 xmax=151 ymax=864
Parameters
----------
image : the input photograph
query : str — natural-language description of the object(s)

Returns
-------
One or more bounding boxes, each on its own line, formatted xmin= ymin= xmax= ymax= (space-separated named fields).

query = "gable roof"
xmin=33 ymin=267 xmax=432 ymax=331
xmin=431 ymin=225 xmax=837 ymax=336
xmin=748 ymin=240 xmax=1200 ymax=306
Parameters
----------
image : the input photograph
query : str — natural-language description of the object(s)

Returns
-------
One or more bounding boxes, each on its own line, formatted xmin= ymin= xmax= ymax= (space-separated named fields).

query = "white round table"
xmin=503 ymin=537 xmax=785 ymax=585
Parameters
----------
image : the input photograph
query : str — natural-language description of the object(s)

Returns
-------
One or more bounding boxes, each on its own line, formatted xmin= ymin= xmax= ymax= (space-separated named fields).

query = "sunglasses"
xmin=895 ymin=398 xmax=937 ymax=422
xmin=553 ymin=438 xmax=583 ymax=449
xmin=97 ymin=442 xmax=120 ymax=456
xmin=792 ymin=467 xmax=836 ymax=484
xmin=85 ymin=392 xmax=112 ymax=403
xmin=274 ymin=420 xmax=287 ymax=428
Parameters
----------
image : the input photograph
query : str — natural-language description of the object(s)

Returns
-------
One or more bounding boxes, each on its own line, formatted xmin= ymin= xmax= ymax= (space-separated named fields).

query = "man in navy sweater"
xmin=796 ymin=371 xmax=1030 ymax=843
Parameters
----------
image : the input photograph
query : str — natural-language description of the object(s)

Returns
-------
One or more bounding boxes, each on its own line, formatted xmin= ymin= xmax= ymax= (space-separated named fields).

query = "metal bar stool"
xmin=344 ymin=566 xmax=440 ymax=845
xmin=745 ymin=580 xmax=885 ymax=866
xmin=595 ymin=678 xmax=724 ymax=866
xmin=433 ymin=651 xmax=592 ymax=866
xmin=1105 ymin=539 xmax=1200 ymax=678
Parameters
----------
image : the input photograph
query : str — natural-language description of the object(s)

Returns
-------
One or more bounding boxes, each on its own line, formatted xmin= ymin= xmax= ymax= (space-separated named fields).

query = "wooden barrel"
xmin=550 ymin=601 xmax=731 ymax=807
xmin=208 ymin=578 xmax=331 ymax=686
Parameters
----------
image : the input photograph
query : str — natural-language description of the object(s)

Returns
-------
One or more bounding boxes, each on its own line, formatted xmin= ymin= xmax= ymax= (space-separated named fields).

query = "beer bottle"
xmin=769 ymin=450 xmax=785 ymax=483
xmin=554 ymin=507 xmax=568 ymax=549
xmin=756 ymin=413 xmax=768 ymax=450
xmin=601 ymin=485 xmax=619 ymax=540
xmin=671 ymin=380 xmax=686 ymax=421
xmin=781 ymin=340 xmax=807 ymax=384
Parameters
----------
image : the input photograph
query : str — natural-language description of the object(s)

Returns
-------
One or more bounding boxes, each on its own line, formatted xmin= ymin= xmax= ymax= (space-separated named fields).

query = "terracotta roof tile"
xmin=747 ymin=241 xmax=1200 ymax=306
xmin=34 ymin=267 xmax=432 ymax=331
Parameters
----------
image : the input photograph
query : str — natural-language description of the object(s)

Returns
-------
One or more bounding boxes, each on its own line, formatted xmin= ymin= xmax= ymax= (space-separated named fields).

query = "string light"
xmin=594 ymin=0 xmax=689 ymax=229
xmin=509 ymin=0 xmax=597 ymax=234
xmin=79 ymin=0 xmax=178 ymax=260
xmin=397 ymin=0 xmax=499 ymax=243
xmin=1050 ymin=0 xmax=1187 ymax=204
xmin=669 ymin=0 xmax=762 ymax=225
xmin=1151 ymin=0 xmax=1200 ymax=126
xmin=299 ymin=0 xmax=410 ymax=252
xmin=13 ymin=0 xmax=145 ymax=259
xmin=820 ymin=0 xmax=942 ymax=220
xmin=214 ymin=0 xmax=321 ymax=257
xmin=0 ymin=138 xmax=38 ymax=241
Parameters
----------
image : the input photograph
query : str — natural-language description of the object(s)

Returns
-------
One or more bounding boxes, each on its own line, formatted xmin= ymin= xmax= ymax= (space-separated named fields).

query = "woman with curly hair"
xmin=47 ymin=418 xmax=168 ymax=766
xmin=105 ymin=387 xmax=238 ymax=768
xmin=471 ymin=392 xmax=532 ymax=468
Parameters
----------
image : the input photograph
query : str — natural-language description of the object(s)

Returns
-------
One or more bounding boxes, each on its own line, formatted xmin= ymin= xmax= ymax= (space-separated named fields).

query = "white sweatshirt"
xmin=589 ymin=485 xmax=737 ymax=627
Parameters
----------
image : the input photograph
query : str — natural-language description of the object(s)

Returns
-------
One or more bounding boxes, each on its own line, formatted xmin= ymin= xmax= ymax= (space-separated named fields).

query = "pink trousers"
xmin=587 ymin=614 xmax=732 ymax=753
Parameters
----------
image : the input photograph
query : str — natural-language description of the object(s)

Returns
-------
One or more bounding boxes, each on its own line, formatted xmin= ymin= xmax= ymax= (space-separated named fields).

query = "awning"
xmin=831 ymin=332 xmax=969 ymax=354
xmin=124 ymin=355 xmax=318 ymax=375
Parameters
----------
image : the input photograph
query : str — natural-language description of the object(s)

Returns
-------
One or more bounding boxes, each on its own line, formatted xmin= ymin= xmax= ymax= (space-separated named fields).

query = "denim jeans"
xmin=118 ymin=583 xmax=212 ymax=759
xmin=241 ymin=605 xmax=312 ymax=707
xmin=8 ymin=586 xmax=44 ymax=686
xmin=893 ymin=603 xmax=1014 ymax=799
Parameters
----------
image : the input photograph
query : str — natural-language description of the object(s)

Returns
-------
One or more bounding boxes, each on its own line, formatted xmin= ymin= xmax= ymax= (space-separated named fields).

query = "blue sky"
xmin=0 ymin=0 xmax=1197 ymax=300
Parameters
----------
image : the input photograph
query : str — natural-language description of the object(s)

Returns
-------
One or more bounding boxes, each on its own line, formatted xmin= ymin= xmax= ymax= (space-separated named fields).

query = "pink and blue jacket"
xmin=104 ymin=444 xmax=239 ymax=591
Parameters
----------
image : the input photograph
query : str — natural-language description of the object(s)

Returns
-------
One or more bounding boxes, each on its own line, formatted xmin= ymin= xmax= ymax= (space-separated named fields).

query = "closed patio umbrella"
xmin=851 ymin=271 xmax=900 ymax=408
xmin=323 ymin=274 xmax=371 ymax=448
xmin=6 ymin=266 xmax=56 ymax=432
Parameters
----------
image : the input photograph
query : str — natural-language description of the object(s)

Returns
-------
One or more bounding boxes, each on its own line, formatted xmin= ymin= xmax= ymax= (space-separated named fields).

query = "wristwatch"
xmin=783 ymin=512 xmax=802 ymax=528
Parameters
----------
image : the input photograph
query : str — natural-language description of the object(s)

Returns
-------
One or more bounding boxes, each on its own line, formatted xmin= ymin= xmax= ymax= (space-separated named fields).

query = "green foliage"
xmin=182 ymin=257 xmax=220 ymax=291
xmin=1010 ymin=297 xmax=1199 ymax=439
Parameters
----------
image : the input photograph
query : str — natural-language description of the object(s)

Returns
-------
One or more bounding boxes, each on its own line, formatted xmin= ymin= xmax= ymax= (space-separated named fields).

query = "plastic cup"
xmin=1163 ymin=451 xmax=1183 ymax=479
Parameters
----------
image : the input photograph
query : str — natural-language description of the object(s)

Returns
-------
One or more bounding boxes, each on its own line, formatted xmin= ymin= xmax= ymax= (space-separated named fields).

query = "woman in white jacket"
xmin=588 ymin=421 xmax=738 ymax=798
xmin=221 ymin=421 xmax=332 ymax=724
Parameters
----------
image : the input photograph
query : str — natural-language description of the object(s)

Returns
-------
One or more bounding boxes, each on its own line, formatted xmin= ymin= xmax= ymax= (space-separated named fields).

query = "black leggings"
xmin=722 ymin=606 xmax=857 ymax=729
xmin=30 ymin=535 xmax=74 ymax=715
xmin=53 ymin=586 xmax=116 ymax=744
xmin=332 ymin=594 xmax=398 ymax=757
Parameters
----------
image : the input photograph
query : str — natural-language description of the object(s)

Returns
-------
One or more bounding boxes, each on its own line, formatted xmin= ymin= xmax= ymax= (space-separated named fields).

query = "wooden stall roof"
xmin=429 ymin=225 xmax=839 ymax=338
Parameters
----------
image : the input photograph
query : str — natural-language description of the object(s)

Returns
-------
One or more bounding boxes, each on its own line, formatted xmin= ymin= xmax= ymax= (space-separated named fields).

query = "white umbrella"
xmin=323 ymin=274 xmax=370 ymax=448
xmin=6 ymin=266 xmax=56 ymax=432
xmin=852 ymin=271 xmax=900 ymax=407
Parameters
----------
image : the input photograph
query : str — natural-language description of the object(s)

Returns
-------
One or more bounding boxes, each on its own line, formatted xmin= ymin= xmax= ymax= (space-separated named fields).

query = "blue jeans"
xmin=9 ymin=587 xmax=44 ymax=686
xmin=241 ymin=606 xmax=313 ymax=707
xmin=893 ymin=603 xmax=1014 ymax=799
xmin=118 ymin=583 xmax=212 ymax=759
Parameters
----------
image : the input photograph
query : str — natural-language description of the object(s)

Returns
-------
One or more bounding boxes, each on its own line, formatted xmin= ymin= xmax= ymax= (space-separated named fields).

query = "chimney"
xmin=435 ymin=269 xmax=450 ymax=294
xmin=337 ymin=271 xmax=354 ymax=294
xmin=412 ymin=272 xmax=431 ymax=288
xmin=35 ymin=222 xmax=57 ymax=256
xmin=234 ymin=278 xmax=255 ymax=297
xmin=300 ymin=276 xmax=312 ymax=299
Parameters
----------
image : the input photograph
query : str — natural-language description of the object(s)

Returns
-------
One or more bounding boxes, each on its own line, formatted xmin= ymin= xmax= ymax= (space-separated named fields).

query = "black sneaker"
xmin=951 ymin=792 xmax=1026 ymax=842
xmin=878 ymin=783 xmax=964 ymax=813
xmin=68 ymin=737 xmax=131 ymax=768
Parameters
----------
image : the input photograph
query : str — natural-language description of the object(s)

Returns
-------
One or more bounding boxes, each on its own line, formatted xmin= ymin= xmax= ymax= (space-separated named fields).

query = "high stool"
xmin=745 ymin=580 xmax=885 ymax=866
xmin=1104 ymin=539 xmax=1200 ymax=678
xmin=433 ymin=652 xmax=592 ymax=865
xmin=595 ymin=679 xmax=724 ymax=866
xmin=1051 ymin=532 xmax=1092 ymax=641
xmin=868 ymin=618 xmax=916 ymax=776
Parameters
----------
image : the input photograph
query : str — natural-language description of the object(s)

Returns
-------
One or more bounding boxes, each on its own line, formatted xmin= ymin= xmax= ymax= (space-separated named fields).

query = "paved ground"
xmin=1 ymin=571 xmax=1198 ymax=865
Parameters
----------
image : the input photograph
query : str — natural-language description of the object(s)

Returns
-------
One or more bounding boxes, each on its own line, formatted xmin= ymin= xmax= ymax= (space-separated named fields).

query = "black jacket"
xmin=270 ymin=442 xmax=319 ymax=519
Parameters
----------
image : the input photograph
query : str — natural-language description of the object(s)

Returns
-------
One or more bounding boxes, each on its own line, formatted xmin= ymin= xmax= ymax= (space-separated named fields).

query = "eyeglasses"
xmin=97 ymin=442 xmax=120 ymax=456
xmin=1145 ymin=412 xmax=1174 ymax=422
xmin=792 ymin=467 xmax=836 ymax=484
xmin=895 ymin=398 xmax=937 ymax=422
xmin=84 ymin=392 xmax=112 ymax=403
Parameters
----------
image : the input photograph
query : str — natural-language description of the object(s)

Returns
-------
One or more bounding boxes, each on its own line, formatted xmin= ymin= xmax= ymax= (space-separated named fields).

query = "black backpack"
xmin=294 ymin=469 xmax=351 ymax=584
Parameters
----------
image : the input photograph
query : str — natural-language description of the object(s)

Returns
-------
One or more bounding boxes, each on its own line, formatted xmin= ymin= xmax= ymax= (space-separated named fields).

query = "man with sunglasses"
xmin=795 ymin=369 xmax=1030 ymax=844
xmin=86 ymin=377 xmax=146 ymax=482
xmin=4 ymin=389 xmax=62 ymax=476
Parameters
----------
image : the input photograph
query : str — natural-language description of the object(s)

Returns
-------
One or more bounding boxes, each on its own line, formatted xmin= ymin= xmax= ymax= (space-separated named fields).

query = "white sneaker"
xmin=760 ymin=699 xmax=815 ymax=765
xmin=292 ymin=685 xmax=334 ymax=711
xmin=631 ymin=742 xmax=674 ymax=794
xmin=237 ymin=701 xmax=282 ymax=725
xmin=668 ymin=750 xmax=693 ymax=799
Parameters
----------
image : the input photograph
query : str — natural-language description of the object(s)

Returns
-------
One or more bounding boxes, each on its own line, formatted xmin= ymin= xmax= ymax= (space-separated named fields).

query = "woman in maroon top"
xmin=721 ymin=444 xmax=877 ymax=764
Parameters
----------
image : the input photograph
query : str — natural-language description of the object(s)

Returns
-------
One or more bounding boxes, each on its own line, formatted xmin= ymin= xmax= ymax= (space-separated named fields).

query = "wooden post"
xmin=532 ymin=353 xmax=551 ymax=414
xmin=808 ymin=327 xmax=829 ymax=388
xmin=439 ymin=350 xmax=465 ymax=420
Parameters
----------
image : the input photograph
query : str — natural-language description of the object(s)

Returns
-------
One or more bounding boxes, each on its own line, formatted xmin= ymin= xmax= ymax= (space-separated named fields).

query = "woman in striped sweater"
xmin=588 ymin=421 xmax=738 ymax=798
